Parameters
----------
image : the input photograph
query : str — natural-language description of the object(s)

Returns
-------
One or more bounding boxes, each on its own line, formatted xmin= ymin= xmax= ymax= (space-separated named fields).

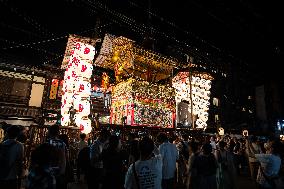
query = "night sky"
xmin=0 ymin=0 xmax=283 ymax=82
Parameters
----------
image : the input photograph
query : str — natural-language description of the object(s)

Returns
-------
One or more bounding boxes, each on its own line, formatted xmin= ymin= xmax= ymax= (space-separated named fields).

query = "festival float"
xmin=57 ymin=33 xmax=214 ymax=131
xmin=95 ymin=34 xmax=177 ymax=128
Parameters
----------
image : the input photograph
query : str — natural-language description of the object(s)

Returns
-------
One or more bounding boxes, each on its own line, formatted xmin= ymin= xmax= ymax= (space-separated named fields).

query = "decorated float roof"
xmin=94 ymin=34 xmax=179 ymax=82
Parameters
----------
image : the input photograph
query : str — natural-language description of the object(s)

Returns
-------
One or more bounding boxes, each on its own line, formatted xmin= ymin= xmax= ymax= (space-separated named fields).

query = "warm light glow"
xmin=242 ymin=130 xmax=249 ymax=137
xmin=172 ymin=72 xmax=213 ymax=129
xmin=110 ymin=78 xmax=175 ymax=128
xmin=61 ymin=42 xmax=95 ymax=134
xmin=218 ymin=127 xmax=224 ymax=136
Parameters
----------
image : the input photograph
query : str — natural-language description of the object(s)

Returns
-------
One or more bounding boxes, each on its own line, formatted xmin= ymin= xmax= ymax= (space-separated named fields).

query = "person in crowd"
xmin=249 ymin=140 xmax=282 ymax=189
xmin=177 ymin=134 xmax=190 ymax=185
xmin=76 ymin=145 xmax=90 ymax=183
xmin=210 ymin=136 xmax=217 ymax=152
xmin=246 ymin=135 xmax=262 ymax=181
xmin=76 ymin=133 xmax=89 ymax=182
xmin=125 ymin=133 xmax=139 ymax=166
xmin=58 ymin=133 xmax=74 ymax=184
xmin=27 ymin=143 xmax=57 ymax=189
xmin=17 ymin=126 xmax=28 ymax=144
xmin=0 ymin=122 xmax=8 ymax=141
xmin=232 ymin=137 xmax=242 ymax=175
xmin=124 ymin=136 xmax=162 ymax=189
xmin=186 ymin=141 xmax=199 ymax=189
xmin=169 ymin=134 xmax=178 ymax=144
xmin=157 ymin=132 xmax=179 ymax=189
xmin=77 ymin=133 xmax=88 ymax=154
xmin=215 ymin=140 xmax=236 ymax=189
xmin=101 ymin=135 xmax=127 ymax=189
xmin=0 ymin=125 xmax=24 ymax=189
xmin=192 ymin=143 xmax=218 ymax=189
xmin=46 ymin=124 xmax=67 ymax=189
xmin=89 ymin=129 xmax=110 ymax=189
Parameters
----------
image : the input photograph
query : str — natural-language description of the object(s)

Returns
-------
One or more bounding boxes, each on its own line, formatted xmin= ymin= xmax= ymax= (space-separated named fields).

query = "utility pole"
xmin=188 ymin=56 xmax=194 ymax=129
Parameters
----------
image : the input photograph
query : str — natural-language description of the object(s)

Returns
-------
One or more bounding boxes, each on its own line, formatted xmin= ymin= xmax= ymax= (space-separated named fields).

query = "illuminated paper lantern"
xmin=199 ymin=112 xmax=208 ymax=122
xmin=61 ymin=42 xmax=95 ymax=127
xmin=79 ymin=63 xmax=93 ymax=76
xmin=77 ymin=43 xmax=96 ymax=60
xmin=81 ymin=119 xmax=92 ymax=134
xmin=200 ymin=79 xmax=206 ymax=88
xmin=75 ymin=114 xmax=82 ymax=126
xmin=191 ymin=77 xmax=197 ymax=85
xmin=76 ymin=81 xmax=91 ymax=96
xmin=195 ymin=77 xmax=201 ymax=85
xmin=195 ymin=119 xmax=203 ymax=127
xmin=200 ymin=88 xmax=206 ymax=98
xmin=78 ymin=101 xmax=90 ymax=115
xmin=201 ymin=122 xmax=207 ymax=129
xmin=61 ymin=115 xmax=70 ymax=126
xmin=218 ymin=127 xmax=225 ymax=136
xmin=204 ymin=80 xmax=212 ymax=90
xmin=242 ymin=130 xmax=249 ymax=137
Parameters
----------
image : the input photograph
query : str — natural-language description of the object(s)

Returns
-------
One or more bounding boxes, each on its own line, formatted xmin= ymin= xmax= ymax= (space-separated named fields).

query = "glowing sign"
xmin=61 ymin=42 xmax=95 ymax=134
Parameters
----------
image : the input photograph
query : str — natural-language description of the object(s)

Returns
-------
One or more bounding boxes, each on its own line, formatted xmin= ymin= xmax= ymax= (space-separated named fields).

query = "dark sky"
xmin=0 ymin=0 xmax=283 ymax=81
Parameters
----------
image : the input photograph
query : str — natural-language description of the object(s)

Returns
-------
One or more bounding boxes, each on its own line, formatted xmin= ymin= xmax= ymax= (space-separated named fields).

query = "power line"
xmin=1 ymin=23 xmax=110 ymax=50
xmin=0 ymin=1 xmax=56 ymax=37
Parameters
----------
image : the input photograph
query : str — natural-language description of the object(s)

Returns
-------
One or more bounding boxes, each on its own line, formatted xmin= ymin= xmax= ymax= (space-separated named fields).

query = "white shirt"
xmin=124 ymin=155 xmax=162 ymax=189
xmin=255 ymin=154 xmax=281 ymax=187
xmin=159 ymin=142 xmax=179 ymax=179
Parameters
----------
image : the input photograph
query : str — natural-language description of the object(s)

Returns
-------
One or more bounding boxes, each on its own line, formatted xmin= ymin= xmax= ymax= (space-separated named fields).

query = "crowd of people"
xmin=0 ymin=123 xmax=283 ymax=189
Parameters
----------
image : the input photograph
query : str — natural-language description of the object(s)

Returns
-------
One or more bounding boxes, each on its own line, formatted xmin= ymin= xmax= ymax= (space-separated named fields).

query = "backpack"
xmin=0 ymin=141 xmax=17 ymax=179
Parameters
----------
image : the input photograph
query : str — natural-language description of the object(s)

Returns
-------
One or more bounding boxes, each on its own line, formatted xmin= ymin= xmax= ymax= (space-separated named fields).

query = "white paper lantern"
xmin=242 ymin=130 xmax=249 ymax=137
xmin=80 ymin=119 xmax=92 ymax=134
xmin=61 ymin=114 xmax=70 ymax=126
xmin=218 ymin=127 xmax=225 ymax=136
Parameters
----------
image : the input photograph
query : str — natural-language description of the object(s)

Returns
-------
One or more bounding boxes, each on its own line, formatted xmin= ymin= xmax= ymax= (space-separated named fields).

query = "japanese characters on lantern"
xmin=61 ymin=42 xmax=96 ymax=134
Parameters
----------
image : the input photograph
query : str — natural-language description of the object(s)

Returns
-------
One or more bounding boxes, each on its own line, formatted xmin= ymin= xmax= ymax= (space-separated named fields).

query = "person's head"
xmin=182 ymin=134 xmax=189 ymax=141
xmin=189 ymin=141 xmax=199 ymax=154
xmin=157 ymin=133 xmax=168 ymax=144
xmin=210 ymin=136 xmax=216 ymax=142
xmin=138 ymin=136 xmax=154 ymax=158
xmin=108 ymin=135 xmax=121 ymax=150
xmin=17 ymin=126 xmax=28 ymax=143
xmin=7 ymin=125 xmax=20 ymax=139
xmin=201 ymin=143 xmax=213 ymax=155
xmin=98 ymin=128 xmax=110 ymax=143
xmin=80 ymin=133 xmax=87 ymax=141
xmin=48 ymin=124 xmax=60 ymax=138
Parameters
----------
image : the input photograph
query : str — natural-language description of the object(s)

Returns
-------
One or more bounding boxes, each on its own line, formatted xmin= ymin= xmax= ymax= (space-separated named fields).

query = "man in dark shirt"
xmin=0 ymin=125 xmax=24 ymax=189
